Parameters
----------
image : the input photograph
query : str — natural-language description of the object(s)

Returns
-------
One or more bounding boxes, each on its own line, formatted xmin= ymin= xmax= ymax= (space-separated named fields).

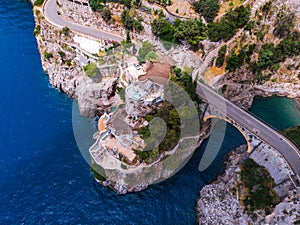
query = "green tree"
xmin=121 ymin=9 xmax=143 ymax=32
xmin=174 ymin=19 xmax=207 ymax=47
xmin=137 ymin=41 xmax=154 ymax=63
xmin=44 ymin=51 xmax=53 ymax=60
xmin=276 ymin=34 xmax=300 ymax=62
xmin=226 ymin=5 xmax=250 ymax=28
xmin=208 ymin=19 xmax=236 ymax=42
xmin=121 ymin=9 xmax=134 ymax=30
xmin=120 ymin=0 xmax=132 ymax=8
xmin=33 ymin=25 xmax=41 ymax=36
xmin=216 ymin=45 xmax=227 ymax=67
xmin=274 ymin=12 xmax=295 ymax=38
xmin=57 ymin=50 xmax=66 ymax=58
xmin=101 ymin=7 xmax=112 ymax=21
xmin=61 ymin=26 xmax=70 ymax=36
xmin=256 ymin=43 xmax=277 ymax=70
xmin=225 ymin=51 xmax=244 ymax=72
xmin=167 ymin=108 xmax=180 ymax=130
xmin=133 ymin=0 xmax=141 ymax=6
xmin=145 ymin=51 xmax=159 ymax=62
xmin=89 ymin=0 xmax=105 ymax=11
xmin=34 ymin=0 xmax=45 ymax=6
xmin=151 ymin=18 xmax=176 ymax=43
xmin=126 ymin=30 xmax=131 ymax=44
xmin=193 ymin=0 xmax=220 ymax=22
xmin=208 ymin=6 xmax=250 ymax=42
xmin=83 ymin=63 xmax=99 ymax=77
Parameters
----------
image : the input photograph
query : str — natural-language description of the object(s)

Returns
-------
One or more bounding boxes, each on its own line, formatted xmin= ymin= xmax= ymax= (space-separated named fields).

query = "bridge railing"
xmin=197 ymin=80 xmax=300 ymax=153
xmin=243 ymin=106 xmax=300 ymax=150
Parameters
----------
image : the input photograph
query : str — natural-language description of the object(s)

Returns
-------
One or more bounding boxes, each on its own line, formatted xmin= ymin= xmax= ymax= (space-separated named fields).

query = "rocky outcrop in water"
xmin=196 ymin=145 xmax=250 ymax=224
xmin=33 ymin=7 xmax=82 ymax=97
xmin=196 ymin=145 xmax=300 ymax=225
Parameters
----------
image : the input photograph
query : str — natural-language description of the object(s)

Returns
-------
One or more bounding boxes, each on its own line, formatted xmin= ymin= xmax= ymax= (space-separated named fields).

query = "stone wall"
xmin=58 ymin=0 xmax=92 ymax=13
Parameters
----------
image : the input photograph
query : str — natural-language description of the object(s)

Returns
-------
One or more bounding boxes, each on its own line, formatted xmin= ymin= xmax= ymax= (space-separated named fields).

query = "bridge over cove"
xmin=196 ymin=82 xmax=300 ymax=187
xmin=42 ymin=0 xmax=300 ymax=187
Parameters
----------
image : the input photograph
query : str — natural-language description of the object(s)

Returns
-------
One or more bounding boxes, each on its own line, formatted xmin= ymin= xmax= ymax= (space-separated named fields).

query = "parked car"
xmin=134 ymin=63 xmax=141 ymax=70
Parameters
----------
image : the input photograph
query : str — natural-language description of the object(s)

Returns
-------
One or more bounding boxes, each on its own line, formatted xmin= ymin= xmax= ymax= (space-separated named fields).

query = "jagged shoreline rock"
xmin=196 ymin=145 xmax=250 ymax=224
xmin=96 ymin=179 xmax=149 ymax=195
xmin=212 ymin=0 xmax=300 ymax=109
xmin=30 ymin=0 xmax=300 ymax=200
xmin=196 ymin=145 xmax=300 ymax=225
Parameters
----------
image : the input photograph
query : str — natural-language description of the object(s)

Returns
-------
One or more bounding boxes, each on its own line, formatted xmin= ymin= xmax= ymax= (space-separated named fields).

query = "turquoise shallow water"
xmin=250 ymin=96 xmax=300 ymax=130
xmin=0 ymin=0 xmax=299 ymax=224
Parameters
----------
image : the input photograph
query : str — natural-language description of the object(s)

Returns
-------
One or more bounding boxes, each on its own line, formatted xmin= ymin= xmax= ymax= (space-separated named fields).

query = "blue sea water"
xmin=250 ymin=96 xmax=300 ymax=130
xmin=0 ymin=1 xmax=299 ymax=224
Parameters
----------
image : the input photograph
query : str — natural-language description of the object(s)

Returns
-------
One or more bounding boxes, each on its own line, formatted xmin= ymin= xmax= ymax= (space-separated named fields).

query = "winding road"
xmin=42 ymin=0 xmax=300 ymax=179
xmin=197 ymin=82 xmax=300 ymax=179
xmin=43 ymin=0 xmax=124 ymax=42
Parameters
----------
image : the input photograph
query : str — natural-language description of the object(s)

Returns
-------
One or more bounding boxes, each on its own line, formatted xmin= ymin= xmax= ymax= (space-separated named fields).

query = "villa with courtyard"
xmin=89 ymin=78 xmax=165 ymax=168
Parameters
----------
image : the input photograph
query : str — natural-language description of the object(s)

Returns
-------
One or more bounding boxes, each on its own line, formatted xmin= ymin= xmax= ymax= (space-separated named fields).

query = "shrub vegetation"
xmin=282 ymin=125 xmax=300 ymax=149
xmin=193 ymin=0 xmax=220 ymax=23
xmin=34 ymin=0 xmax=44 ymax=6
xmin=44 ymin=51 xmax=53 ymax=60
xmin=216 ymin=45 xmax=227 ymax=67
xmin=241 ymin=158 xmax=279 ymax=213
xmin=83 ymin=63 xmax=99 ymax=77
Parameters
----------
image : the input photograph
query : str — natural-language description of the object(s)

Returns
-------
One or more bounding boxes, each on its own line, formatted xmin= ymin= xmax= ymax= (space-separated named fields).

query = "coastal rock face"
xmin=33 ymin=6 xmax=120 ymax=116
xmin=153 ymin=40 xmax=204 ymax=72
xmin=33 ymin=11 xmax=82 ymax=97
xmin=196 ymin=145 xmax=300 ymax=225
xmin=97 ymin=179 xmax=148 ymax=195
xmin=76 ymin=76 xmax=118 ymax=117
xmin=212 ymin=0 xmax=300 ymax=108
xmin=196 ymin=146 xmax=251 ymax=225
xmin=96 ymin=136 xmax=201 ymax=194
xmin=265 ymin=190 xmax=300 ymax=224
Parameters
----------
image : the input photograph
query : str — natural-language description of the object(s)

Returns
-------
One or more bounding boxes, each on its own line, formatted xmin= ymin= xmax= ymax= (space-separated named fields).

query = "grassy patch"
xmin=241 ymin=158 xmax=279 ymax=213
xmin=218 ymin=0 xmax=245 ymax=16
xmin=282 ymin=125 xmax=300 ymax=149
xmin=83 ymin=63 xmax=99 ymax=78
xmin=34 ymin=0 xmax=44 ymax=6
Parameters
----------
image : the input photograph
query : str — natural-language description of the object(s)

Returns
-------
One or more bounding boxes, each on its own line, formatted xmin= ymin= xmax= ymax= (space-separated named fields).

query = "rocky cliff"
xmin=32 ymin=3 xmax=121 ymax=117
xmin=33 ymin=8 xmax=81 ymax=97
xmin=211 ymin=0 xmax=300 ymax=109
xmin=196 ymin=145 xmax=300 ymax=225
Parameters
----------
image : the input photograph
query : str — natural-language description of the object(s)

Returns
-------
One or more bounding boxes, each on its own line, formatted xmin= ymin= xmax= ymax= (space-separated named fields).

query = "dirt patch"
xmin=166 ymin=0 xmax=199 ymax=19
xmin=203 ymin=66 xmax=225 ymax=84
xmin=218 ymin=0 xmax=246 ymax=16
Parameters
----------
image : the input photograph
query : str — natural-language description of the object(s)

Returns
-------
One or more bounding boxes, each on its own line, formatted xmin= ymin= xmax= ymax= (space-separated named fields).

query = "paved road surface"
xmin=44 ymin=0 xmax=124 ymax=42
xmin=43 ymin=0 xmax=300 ymax=180
xmin=197 ymin=82 xmax=300 ymax=177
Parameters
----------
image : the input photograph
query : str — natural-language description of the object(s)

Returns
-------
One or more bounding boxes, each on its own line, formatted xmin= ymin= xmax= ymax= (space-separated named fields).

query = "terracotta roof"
xmin=102 ymin=136 xmax=136 ymax=162
xmin=139 ymin=62 xmax=171 ymax=82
